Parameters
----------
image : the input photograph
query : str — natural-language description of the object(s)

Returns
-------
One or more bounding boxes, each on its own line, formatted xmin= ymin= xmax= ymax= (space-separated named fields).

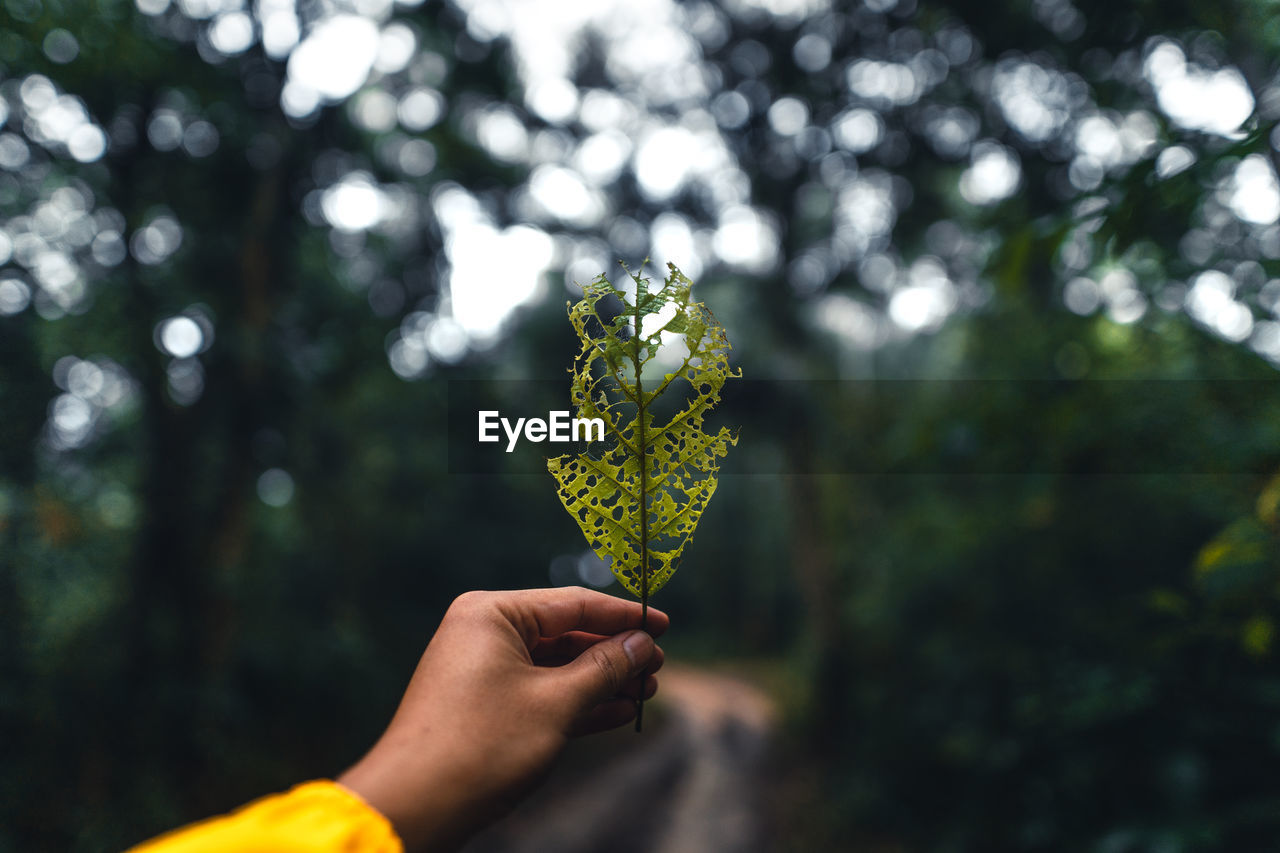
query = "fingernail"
xmin=622 ymin=631 xmax=650 ymax=669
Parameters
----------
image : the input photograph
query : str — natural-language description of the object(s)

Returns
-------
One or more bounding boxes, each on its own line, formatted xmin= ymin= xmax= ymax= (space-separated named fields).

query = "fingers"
xmin=571 ymin=699 xmax=637 ymax=735
xmin=490 ymin=587 xmax=670 ymax=649
xmin=531 ymin=631 xmax=607 ymax=664
xmin=556 ymin=630 xmax=660 ymax=711
xmin=617 ymin=673 xmax=659 ymax=701
xmin=569 ymin=678 xmax=660 ymax=736
xmin=450 ymin=588 xmax=668 ymax=723
xmin=532 ymin=632 xmax=665 ymax=675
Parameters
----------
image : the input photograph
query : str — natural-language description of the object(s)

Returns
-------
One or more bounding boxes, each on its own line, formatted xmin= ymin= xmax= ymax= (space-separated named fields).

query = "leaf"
xmin=547 ymin=263 xmax=739 ymax=601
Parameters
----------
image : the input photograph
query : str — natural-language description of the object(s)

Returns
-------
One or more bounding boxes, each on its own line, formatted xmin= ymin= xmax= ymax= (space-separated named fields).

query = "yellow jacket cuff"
xmin=127 ymin=780 xmax=404 ymax=853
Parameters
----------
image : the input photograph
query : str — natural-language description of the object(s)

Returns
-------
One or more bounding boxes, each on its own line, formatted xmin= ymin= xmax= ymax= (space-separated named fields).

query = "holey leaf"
xmin=547 ymin=263 xmax=740 ymax=602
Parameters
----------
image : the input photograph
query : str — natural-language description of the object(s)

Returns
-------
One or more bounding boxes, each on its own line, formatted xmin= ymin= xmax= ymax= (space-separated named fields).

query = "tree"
xmin=4 ymin=0 xmax=1280 ymax=848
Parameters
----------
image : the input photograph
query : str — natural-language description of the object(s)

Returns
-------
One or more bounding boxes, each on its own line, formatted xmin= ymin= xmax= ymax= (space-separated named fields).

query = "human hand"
xmin=336 ymin=587 xmax=668 ymax=852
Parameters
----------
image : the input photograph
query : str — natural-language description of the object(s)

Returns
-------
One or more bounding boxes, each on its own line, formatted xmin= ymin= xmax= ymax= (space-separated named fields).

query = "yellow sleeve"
xmin=127 ymin=780 xmax=404 ymax=853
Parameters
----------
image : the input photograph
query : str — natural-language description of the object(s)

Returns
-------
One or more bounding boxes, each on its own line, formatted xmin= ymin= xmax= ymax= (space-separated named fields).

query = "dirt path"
xmin=463 ymin=664 xmax=779 ymax=853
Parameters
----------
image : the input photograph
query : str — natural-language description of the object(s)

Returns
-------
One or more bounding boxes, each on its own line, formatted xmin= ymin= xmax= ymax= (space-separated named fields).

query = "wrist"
xmin=338 ymin=735 xmax=480 ymax=853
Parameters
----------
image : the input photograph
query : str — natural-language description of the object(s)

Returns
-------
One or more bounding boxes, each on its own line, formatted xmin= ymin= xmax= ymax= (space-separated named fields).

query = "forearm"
xmin=337 ymin=739 xmax=481 ymax=853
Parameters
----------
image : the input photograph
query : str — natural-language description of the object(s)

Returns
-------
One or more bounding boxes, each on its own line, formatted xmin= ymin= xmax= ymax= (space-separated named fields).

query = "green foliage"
xmin=547 ymin=264 xmax=739 ymax=600
xmin=7 ymin=0 xmax=1280 ymax=846
xmin=1194 ymin=471 xmax=1280 ymax=656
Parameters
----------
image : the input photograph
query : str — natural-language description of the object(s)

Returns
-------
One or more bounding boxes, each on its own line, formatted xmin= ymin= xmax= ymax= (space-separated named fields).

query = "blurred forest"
xmin=4 ymin=0 xmax=1280 ymax=849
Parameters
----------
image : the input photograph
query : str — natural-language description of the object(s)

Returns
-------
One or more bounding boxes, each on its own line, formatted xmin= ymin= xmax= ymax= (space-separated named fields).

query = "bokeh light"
xmin=10 ymin=0 xmax=1280 ymax=849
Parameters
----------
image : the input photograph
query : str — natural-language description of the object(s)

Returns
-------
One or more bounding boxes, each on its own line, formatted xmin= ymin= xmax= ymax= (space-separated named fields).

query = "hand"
xmin=336 ymin=587 xmax=668 ymax=852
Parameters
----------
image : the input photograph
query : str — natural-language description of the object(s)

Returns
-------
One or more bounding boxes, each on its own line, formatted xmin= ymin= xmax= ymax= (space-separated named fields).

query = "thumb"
xmin=558 ymin=630 xmax=654 ymax=710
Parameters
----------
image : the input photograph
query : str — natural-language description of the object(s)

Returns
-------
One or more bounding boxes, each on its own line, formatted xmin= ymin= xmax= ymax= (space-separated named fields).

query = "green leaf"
xmin=547 ymin=263 xmax=739 ymax=600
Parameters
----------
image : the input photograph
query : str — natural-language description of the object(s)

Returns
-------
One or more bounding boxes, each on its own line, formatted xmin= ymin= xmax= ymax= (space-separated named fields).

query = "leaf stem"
xmin=632 ymin=275 xmax=649 ymax=733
